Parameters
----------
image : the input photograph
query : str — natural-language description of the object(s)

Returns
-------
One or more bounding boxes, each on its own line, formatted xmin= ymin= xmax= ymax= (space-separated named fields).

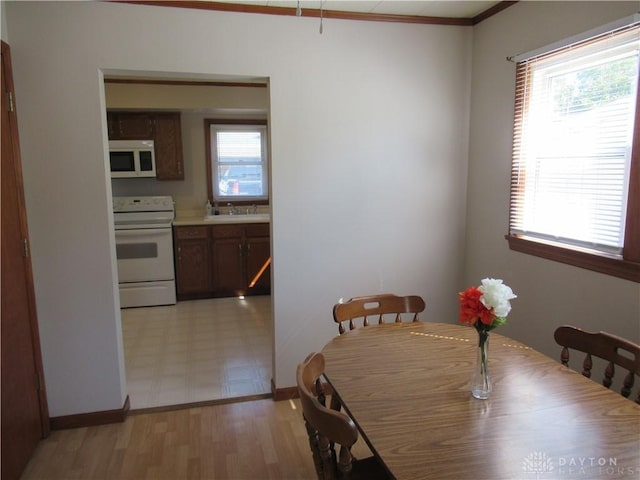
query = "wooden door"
xmin=1 ymin=41 xmax=49 ymax=480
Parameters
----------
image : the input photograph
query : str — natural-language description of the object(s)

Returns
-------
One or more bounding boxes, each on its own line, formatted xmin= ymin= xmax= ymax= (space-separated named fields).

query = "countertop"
xmin=173 ymin=213 xmax=270 ymax=226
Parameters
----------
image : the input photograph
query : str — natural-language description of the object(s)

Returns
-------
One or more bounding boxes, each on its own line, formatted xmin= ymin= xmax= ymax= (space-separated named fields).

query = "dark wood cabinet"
xmin=174 ymin=223 xmax=270 ymax=300
xmin=211 ymin=225 xmax=245 ymax=296
xmin=107 ymin=111 xmax=184 ymax=180
xmin=211 ymin=223 xmax=271 ymax=297
xmin=153 ymin=113 xmax=184 ymax=180
xmin=174 ymin=226 xmax=212 ymax=299
xmin=107 ymin=112 xmax=154 ymax=140
xmin=245 ymin=224 xmax=271 ymax=294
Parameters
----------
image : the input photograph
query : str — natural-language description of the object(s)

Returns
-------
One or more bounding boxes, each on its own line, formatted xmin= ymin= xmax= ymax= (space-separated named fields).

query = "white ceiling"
xmin=206 ymin=1 xmax=503 ymax=19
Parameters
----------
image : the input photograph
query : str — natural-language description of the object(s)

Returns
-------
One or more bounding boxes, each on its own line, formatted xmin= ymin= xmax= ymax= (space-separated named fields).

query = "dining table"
xmin=321 ymin=321 xmax=640 ymax=480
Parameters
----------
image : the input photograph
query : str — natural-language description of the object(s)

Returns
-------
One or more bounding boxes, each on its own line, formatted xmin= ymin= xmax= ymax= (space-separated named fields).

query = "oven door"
xmin=115 ymin=228 xmax=174 ymax=283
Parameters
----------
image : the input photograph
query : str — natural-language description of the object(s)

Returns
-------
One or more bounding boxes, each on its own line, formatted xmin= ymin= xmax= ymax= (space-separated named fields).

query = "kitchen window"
xmin=205 ymin=119 xmax=269 ymax=204
xmin=507 ymin=20 xmax=639 ymax=283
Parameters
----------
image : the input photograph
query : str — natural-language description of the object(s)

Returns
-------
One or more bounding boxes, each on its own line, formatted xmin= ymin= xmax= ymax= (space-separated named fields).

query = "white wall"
xmin=6 ymin=1 xmax=472 ymax=416
xmin=467 ymin=1 xmax=640 ymax=358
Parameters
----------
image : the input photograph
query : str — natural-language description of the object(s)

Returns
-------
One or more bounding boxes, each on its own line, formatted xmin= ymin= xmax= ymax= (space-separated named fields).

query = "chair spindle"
xmin=581 ymin=353 xmax=593 ymax=378
xmin=554 ymin=325 xmax=640 ymax=405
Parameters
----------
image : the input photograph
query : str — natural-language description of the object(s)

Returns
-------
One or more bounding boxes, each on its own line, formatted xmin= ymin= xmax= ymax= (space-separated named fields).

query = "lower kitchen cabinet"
xmin=174 ymin=223 xmax=270 ymax=300
xmin=174 ymin=226 xmax=212 ymax=299
xmin=244 ymin=224 xmax=271 ymax=293
xmin=211 ymin=225 xmax=245 ymax=296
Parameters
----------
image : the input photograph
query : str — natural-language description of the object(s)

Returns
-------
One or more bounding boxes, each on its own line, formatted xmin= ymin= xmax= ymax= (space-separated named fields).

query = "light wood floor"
xmin=21 ymin=296 xmax=373 ymax=479
xmin=21 ymin=398 xmax=318 ymax=480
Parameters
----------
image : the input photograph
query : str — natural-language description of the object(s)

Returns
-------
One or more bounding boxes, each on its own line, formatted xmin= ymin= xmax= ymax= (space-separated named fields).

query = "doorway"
xmin=103 ymin=72 xmax=274 ymax=410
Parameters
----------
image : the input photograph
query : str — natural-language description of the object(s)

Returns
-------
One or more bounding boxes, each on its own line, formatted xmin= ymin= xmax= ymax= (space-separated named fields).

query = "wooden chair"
xmin=333 ymin=293 xmax=426 ymax=335
xmin=296 ymin=352 xmax=390 ymax=480
xmin=554 ymin=325 xmax=640 ymax=404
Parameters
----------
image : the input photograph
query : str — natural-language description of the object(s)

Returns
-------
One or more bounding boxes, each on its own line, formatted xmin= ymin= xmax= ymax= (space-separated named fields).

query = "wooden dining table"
xmin=321 ymin=322 xmax=640 ymax=480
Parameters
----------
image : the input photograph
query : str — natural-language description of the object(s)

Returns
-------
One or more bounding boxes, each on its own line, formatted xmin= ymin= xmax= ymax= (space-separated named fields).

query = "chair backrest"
xmin=297 ymin=352 xmax=359 ymax=479
xmin=554 ymin=325 xmax=640 ymax=404
xmin=333 ymin=294 xmax=426 ymax=335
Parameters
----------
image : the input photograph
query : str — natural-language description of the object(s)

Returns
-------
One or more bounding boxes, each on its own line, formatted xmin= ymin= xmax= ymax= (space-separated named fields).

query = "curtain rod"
xmin=507 ymin=12 xmax=640 ymax=63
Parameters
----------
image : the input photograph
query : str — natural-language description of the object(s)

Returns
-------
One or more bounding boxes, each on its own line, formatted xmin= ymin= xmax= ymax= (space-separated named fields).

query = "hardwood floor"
xmin=21 ymin=398 xmax=318 ymax=480
xmin=21 ymin=296 xmax=373 ymax=479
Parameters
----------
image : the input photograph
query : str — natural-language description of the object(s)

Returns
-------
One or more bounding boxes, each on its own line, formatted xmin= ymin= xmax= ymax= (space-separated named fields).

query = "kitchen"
xmin=106 ymin=77 xmax=273 ymax=410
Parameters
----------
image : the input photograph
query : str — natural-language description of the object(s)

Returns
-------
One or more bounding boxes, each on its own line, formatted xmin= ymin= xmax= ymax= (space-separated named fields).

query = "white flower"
xmin=478 ymin=278 xmax=517 ymax=318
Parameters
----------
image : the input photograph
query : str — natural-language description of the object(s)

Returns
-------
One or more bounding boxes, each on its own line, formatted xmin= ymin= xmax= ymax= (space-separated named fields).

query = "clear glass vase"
xmin=471 ymin=329 xmax=491 ymax=399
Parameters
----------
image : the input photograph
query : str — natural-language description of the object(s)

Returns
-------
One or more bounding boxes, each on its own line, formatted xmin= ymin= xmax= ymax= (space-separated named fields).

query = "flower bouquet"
xmin=459 ymin=278 xmax=517 ymax=399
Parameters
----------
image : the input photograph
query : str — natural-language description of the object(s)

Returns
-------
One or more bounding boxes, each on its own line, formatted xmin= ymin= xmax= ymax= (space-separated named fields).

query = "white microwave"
xmin=109 ymin=140 xmax=156 ymax=178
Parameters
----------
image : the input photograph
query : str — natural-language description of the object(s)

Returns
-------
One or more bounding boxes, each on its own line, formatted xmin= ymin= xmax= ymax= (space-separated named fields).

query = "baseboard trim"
xmin=272 ymin=378 xmax=299 ymax=401
xmin=271 ymin=380 xmax=333 ymax=401
xmin=50 ymin=395 xmax=130 ymax=430
xmin=129 ymin=393 xmax=272 ymax=415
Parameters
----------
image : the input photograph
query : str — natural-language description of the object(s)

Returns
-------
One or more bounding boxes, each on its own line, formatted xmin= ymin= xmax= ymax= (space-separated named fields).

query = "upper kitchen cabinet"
xmin=108 ymin=112 xmax=154 ymax=140
xmin=154 ymin=113 xmax=184 ymax=180
xmin=107 ymin=111 xmax=184 ymax=180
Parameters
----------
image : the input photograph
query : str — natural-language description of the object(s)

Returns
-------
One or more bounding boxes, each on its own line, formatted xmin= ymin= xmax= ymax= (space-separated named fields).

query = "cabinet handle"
xmin=239 ymin=243 xmax=243 ymax=256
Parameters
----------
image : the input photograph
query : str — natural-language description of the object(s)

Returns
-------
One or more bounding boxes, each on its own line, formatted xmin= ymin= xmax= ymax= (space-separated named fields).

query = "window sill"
xmin=506 ymin=235 xmax=640 ymax=283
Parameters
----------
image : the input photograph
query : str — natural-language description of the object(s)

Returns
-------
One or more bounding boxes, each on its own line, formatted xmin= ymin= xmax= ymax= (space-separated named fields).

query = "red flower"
xmin=458 ymin=286 xmax=495 ymax=327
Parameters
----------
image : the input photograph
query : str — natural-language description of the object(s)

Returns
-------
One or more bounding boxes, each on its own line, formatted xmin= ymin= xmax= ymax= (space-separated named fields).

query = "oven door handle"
xmin=115 ymin=228 xmax=171 ymax=237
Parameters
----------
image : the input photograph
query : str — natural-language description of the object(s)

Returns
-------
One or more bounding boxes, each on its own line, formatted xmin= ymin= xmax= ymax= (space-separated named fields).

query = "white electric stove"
xmin=113 ymin=196 xmax=176 ymax=308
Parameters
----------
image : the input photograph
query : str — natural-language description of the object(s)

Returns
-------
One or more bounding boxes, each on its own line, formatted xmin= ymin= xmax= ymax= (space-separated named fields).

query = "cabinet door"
xmin=107 ymin=112 xmax=118 ymax=139
xmin=246 ymin=224 xmax=270 ymax=295
xmin=174 ymin=227 xmax=211 ymax=299
xmin=111 ymin=112 xmax=155 ymax=140
xmin=246 ymin=236 xmax=270 ymax=294
xmin=211 ymin=225 xmax=244 ymax=296
xmin=154 ymin=113 xmax=184 ymax=180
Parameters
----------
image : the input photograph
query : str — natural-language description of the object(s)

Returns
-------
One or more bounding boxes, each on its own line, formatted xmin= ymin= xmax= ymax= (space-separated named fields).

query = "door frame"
xmin=1 ymin=40 xmax=50 ymax=436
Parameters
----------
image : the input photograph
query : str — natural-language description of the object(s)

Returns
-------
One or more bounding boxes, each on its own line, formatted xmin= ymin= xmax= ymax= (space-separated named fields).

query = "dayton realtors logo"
xmin=522 ymin=452 xmax=637 ymax=478
xmin=522 ymin=452 xmax=554 ymax=478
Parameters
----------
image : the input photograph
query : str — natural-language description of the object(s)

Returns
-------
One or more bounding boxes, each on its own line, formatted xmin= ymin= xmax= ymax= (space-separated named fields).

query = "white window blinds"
xmin=509 ymin=24 xmax=640 ymax=255
xmin=209 ymin=123 xmax=269 ymax=200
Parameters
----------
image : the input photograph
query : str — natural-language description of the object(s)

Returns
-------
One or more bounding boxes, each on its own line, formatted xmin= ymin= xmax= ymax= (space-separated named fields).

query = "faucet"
xmin=226 ymin=202 xmax=237 ymax=215
xmin=246 ymin=204 xmax=258 ymax=215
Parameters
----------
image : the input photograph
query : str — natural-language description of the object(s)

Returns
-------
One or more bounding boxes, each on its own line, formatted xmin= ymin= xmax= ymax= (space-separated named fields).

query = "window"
xmin=205 ymin=119 xmax=269 ymax=204
xmin=508 ymin=22 xmax=640 ymax=283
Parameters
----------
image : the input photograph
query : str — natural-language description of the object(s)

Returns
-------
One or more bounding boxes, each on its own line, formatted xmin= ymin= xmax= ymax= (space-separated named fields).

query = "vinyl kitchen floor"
xmin=121 ymin=295 xmax=272 ymax=411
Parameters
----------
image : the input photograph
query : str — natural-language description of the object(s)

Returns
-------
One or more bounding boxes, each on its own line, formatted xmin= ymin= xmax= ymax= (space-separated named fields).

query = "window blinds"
xmin=509 ymin=24 xmax=640 ymax=255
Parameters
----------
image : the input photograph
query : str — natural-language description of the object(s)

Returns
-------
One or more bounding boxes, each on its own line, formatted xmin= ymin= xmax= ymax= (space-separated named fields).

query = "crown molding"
xmin=109 ymin=1 xmax=517 ymax=26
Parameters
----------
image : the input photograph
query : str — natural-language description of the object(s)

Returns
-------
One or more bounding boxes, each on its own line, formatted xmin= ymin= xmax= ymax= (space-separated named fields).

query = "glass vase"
xmin=471 ymin=329 xmax=491 ymax=399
